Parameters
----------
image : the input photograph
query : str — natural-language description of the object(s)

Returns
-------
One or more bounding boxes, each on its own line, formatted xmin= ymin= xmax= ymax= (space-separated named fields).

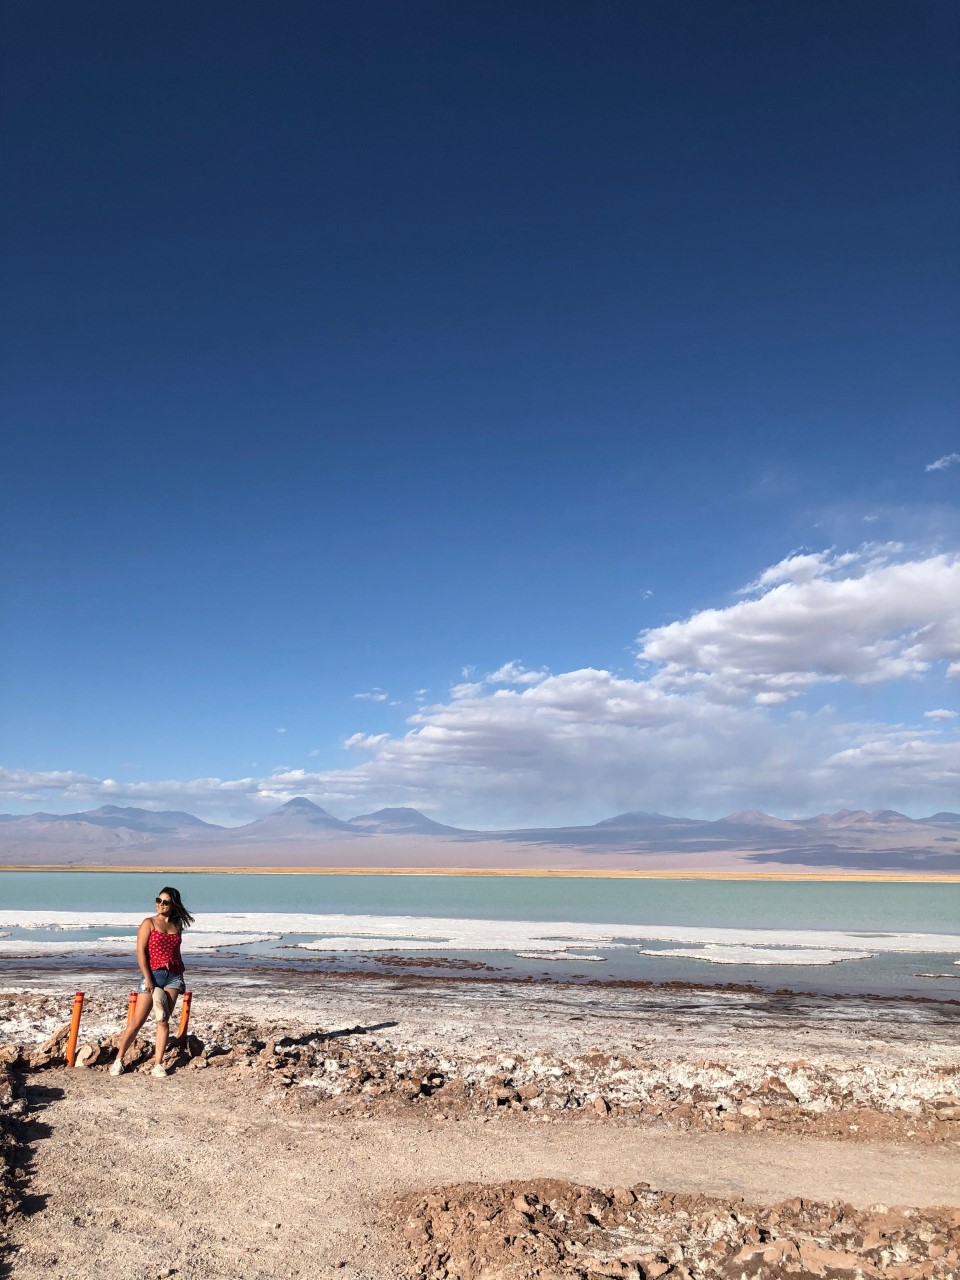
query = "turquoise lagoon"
xmin=1 ymin=871 xmax=959 ymax=1000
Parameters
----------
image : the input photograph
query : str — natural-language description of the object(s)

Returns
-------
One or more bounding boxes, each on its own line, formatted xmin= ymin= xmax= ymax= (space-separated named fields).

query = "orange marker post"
xmin=126 ymin=990 xmax=138 ymax=1028
xmin=177 ymin=991 xmax=192 ymax=1041
xmin=65 ymin=991 xmax=84 ymax=1068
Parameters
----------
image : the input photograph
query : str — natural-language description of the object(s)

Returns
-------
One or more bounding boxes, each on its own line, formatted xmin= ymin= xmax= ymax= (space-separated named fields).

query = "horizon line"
xmin=2 ymin=864 xmax=959 ymax=882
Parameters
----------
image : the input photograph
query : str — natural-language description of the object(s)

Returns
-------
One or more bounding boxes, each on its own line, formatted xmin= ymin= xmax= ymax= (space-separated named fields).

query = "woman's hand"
xmin=143 ymin=978 xmax=155 ymax=993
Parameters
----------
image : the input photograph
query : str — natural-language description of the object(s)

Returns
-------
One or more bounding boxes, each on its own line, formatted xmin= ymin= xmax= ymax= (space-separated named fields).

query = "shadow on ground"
xmin=0 ymin=1076 xmax=62 ymax=1279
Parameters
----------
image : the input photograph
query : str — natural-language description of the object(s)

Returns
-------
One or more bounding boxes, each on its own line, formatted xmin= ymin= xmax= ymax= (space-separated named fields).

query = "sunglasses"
xmin=156 ymin=898 xmax=173 ymax=906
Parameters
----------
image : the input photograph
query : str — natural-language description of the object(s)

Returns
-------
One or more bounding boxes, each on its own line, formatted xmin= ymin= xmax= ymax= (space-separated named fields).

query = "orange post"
xmin=65 ymin=991 xmax=84 ymax=1067
xmin=126 ymin=990 xmax=138 ymax=1028
xmin=177 ymin=991 xmax=192 ymax=1040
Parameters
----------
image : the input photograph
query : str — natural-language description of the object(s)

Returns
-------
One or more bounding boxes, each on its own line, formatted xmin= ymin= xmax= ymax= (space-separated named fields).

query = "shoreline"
xmin=4 ymin=863 xmax=960 ymax=882
xmin=10 ymin=956 xmax=960 ymax=1007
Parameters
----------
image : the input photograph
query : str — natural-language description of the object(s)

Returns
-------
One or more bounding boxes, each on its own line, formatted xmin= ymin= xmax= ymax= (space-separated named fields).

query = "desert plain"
xmin=2 ymin=961 xmax=959 ymax=1279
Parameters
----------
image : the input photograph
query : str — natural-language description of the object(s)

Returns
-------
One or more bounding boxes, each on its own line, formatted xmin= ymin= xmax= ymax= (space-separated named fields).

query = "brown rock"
xmin=74 ymin=1042 xmax=102 ymax=1069
xmin=581 ymin=1256 xmax=628 ymax=1277
xmin=592 ymin=1095 xmax=610 ymax=1116
xmin=759 ymin=1074 xmax=793 ymax=1095
xmin=735 ymin=1239 xmax=801 ymax=1265
xmin=0 ymin=1044 xmax=26 ymax=1068
xmin=41 ymin=1024 xmax=70 ymax=1054
xmin=798 ymin=1241 xmax=876 ymax=1276
xmin=206 ymin=1048 xmax=239 ymax=1068
xmin=436 ymin=1078 xmax=469 ymax=1102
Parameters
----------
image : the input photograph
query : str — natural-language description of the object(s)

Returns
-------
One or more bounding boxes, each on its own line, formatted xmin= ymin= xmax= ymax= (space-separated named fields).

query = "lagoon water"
xmin=2 ymin=870 xmax=959 ymax=1000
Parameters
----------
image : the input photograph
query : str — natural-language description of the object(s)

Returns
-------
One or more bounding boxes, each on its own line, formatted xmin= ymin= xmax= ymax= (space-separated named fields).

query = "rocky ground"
xmin=395 ymin=1179 xmax=960 ymax=1279
xmin=1 ymin=973 xmax=959 ymax=1278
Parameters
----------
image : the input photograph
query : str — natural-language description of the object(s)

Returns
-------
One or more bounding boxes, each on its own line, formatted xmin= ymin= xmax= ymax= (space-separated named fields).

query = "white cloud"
xmin=353 ymin=689 xmax=389 ymax=702
xmin=823 ymin=730 xmax=960 ymax=805
xmin=449 ymin=681 xmax=484 ymax=700
xmin=343 ymin=733 xmax=389 ymax=750
xmin=0 ymin=767 xmax=100 ymax=796
xmin=926 ymin=453 xmax=960 ymax=472
xmin=486 ymin=660 xmax=549 ymax=685
xmin=642 ymin=547 xmax=960 ymax=703
xmin=5 ymin=545 xmax=960 ymax=826
xmin=275 ymin=727 xmax=287 ymax=734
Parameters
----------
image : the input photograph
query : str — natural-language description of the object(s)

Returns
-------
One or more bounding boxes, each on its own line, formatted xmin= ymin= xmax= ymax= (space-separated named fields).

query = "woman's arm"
xmin=136 ymin=918 xmax=154 ymax=990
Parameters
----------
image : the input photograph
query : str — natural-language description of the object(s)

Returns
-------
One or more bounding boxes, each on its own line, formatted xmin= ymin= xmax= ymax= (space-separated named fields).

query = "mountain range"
xmin=2 ymin=798 xmax=959 ymax=873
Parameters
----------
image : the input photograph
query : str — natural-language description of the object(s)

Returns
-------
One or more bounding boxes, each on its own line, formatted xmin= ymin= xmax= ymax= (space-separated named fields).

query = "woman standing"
xmin=110 ymin=886 xmax=194 ymax=1078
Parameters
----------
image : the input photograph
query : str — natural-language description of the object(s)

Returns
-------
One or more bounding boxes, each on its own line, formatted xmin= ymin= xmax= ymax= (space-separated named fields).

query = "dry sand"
xmin=5 ymin=862 xmax=960 ymax=880
xmin=2 ymin=971 xmax=959 ymax=1278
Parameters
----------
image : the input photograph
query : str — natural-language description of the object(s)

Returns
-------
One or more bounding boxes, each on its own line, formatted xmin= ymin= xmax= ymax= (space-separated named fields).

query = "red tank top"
xmin=147 ymin=928 xmax=184 ymax=975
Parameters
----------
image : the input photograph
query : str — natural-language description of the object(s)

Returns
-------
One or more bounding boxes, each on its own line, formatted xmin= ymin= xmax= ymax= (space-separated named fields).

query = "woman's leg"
xmin=154 ymin=988 xmax=180 ymax=1065
xmin=115 ymin=992 xmax=153 ymax=1063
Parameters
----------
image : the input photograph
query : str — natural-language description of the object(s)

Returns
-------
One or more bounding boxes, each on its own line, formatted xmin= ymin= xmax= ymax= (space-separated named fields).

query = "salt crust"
xmin=0 ymin=909 xmax=957 ymax=967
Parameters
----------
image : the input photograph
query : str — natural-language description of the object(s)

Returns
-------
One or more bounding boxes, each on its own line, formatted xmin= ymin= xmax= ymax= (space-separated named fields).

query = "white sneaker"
xmin=109 ymin=1058 xmax=125 ymax=1076
xmin=150 ymin=1064 xmax=168 ymax=1078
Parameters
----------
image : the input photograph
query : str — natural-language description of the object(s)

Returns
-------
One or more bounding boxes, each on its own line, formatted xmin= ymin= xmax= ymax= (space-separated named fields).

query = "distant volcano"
xmin=348 ymin=807 xmax=463 ymax=835
xmin=233 ymin=797 xmax=356 ymax=838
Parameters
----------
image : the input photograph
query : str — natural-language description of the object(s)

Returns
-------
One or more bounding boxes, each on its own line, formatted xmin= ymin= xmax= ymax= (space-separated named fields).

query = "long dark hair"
xmin=158 ymin=886 xmax=194 ymax=931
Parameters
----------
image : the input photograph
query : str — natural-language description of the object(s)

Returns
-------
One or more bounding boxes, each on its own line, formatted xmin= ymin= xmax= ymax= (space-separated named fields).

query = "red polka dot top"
xmin=147 ymin=928 xmax=184 ymax=975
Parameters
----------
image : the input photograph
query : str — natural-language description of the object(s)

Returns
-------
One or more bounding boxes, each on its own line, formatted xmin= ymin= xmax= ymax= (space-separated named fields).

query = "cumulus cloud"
xmin=822 ymin=730 xmax=960 ymax=807
xmin=5 ymin=545 xmax=960 ymax=826
xmin=486 ymin=660 xmax=549 ymax=685
xmin=926 ymin=453 xmax=960 ymax=472
xmin=0 ymin=768 xmax=102 ymax=798
xmin=5 ymin=679 xmax=957 ymax=827
xmin=641 ymin=547 xmax=960 ymax=703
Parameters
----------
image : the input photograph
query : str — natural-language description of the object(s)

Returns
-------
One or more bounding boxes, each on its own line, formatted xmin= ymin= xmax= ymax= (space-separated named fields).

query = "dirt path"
xmin=6 ymin=1069 xmax=959 ymax=1280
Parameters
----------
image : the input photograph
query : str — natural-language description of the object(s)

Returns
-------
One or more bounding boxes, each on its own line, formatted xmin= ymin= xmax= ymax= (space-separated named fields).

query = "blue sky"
xmin=2 ymin=1 xmax=958 ymax=826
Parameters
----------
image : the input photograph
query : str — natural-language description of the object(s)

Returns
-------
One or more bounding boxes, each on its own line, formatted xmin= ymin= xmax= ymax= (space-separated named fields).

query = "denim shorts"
xmin=138 ymin=968 xmax=186 ymax=994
